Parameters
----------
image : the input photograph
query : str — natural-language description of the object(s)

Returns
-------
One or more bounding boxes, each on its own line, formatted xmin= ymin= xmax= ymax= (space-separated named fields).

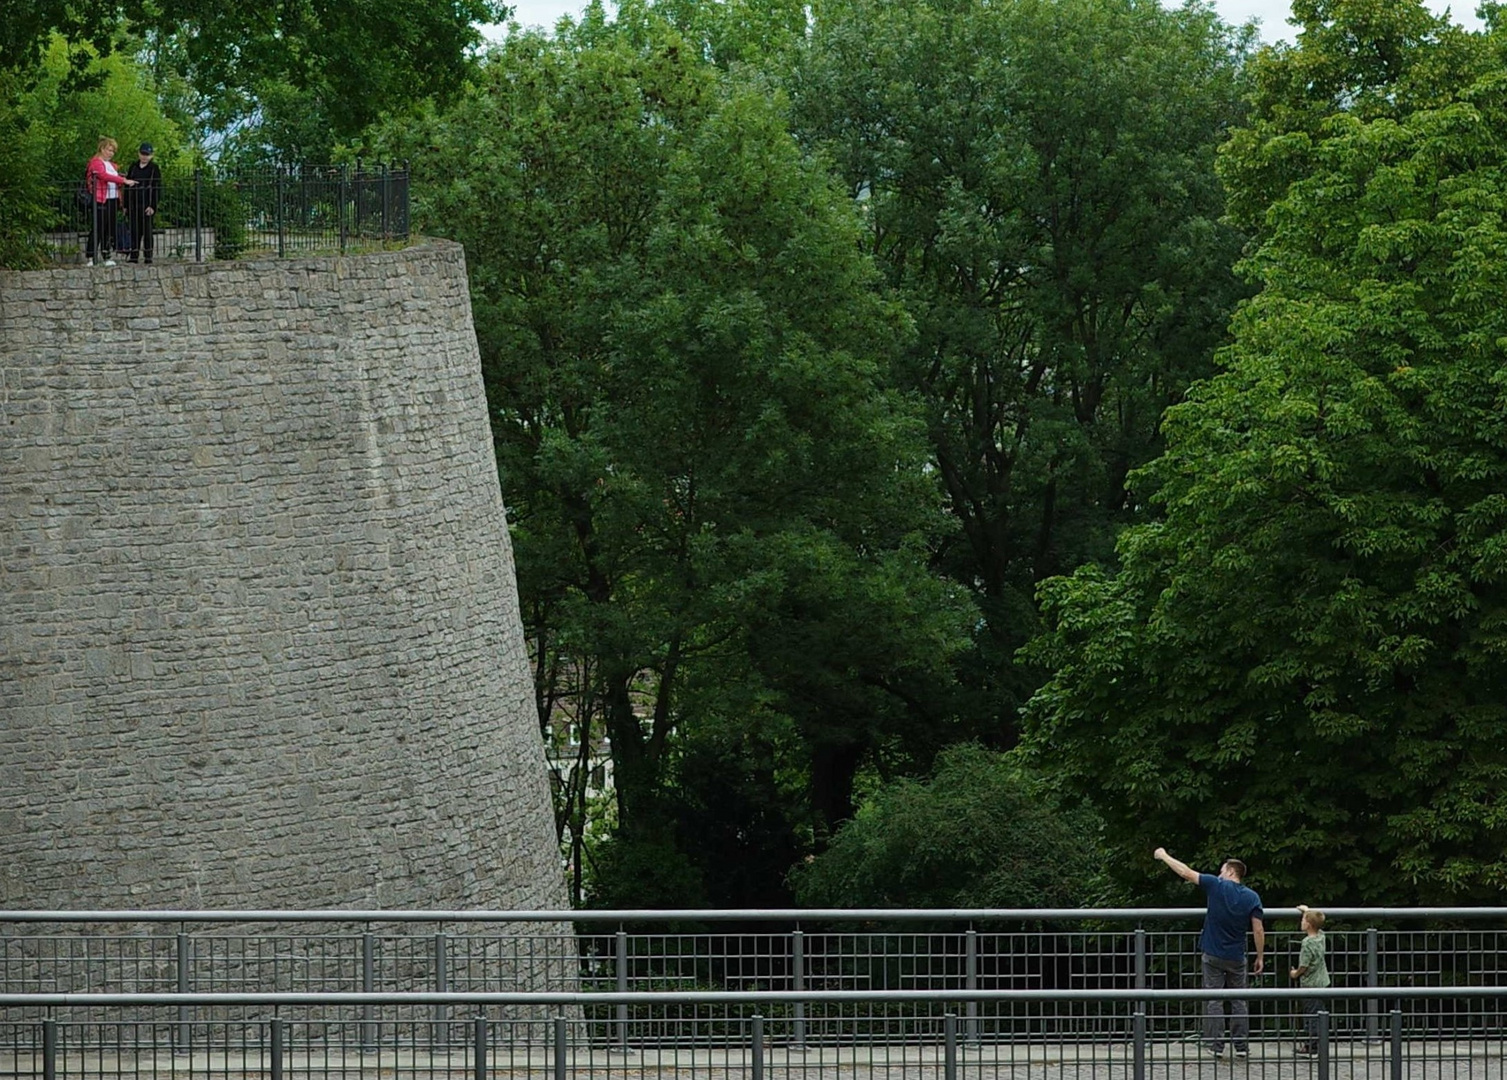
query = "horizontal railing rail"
xmin=0 ymin=986 xmax=1499 ymax=1005
xmin=3 ymin=907 xmax=1506 ymax=922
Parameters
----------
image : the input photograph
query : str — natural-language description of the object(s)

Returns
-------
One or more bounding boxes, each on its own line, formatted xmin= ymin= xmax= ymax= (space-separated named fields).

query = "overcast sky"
xmin=490 ymin=0 xmax=1484 ymax=42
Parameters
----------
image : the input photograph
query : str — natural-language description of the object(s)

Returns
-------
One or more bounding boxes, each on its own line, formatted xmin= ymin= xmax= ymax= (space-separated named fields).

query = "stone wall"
xmin=0 ymin=241 xmax=567 ymax=914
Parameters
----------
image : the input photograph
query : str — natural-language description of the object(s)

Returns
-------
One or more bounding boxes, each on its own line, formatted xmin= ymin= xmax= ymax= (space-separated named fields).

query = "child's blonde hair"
xmin=97 ymin=137 xmax=117 ymax=154
xmin=1303 ymin=908 xmax=1326 ymax=931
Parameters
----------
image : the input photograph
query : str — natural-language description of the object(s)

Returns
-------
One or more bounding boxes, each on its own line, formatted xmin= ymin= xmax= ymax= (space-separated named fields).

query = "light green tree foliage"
xmin=1025 ymin=1 xmax=1507 ymax=903
xmin=371 ymin=15 xmax=972 ymax=905
xmin=25 ymin=36 xmax=187 ymax=184
xmin=0 ymin=37 xmax=184 ymax=266
xmin=787 ymin=0 xmax=1252 ymax=737
xmin=792 ymin=744 xmax=1105 ymax=908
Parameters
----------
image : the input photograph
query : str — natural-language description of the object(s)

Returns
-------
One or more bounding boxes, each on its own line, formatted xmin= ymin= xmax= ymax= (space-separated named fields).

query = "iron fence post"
xmin=270 ymin=1017 xmax=283 ymax=1080
xmin=193 ymin=169 xmax=202 ymax=263
xmin=964 ymin=928 xmax=978 ymax=1043
xmin=1366 ymin=927 xmax=1380 ymax=1042
xmin=615 ymin=929 xmax=628 ymax=1053
xmin=434 ymin=932 xmax=449 ymax=1050
xmin=944 ymin=1012 xmax=958 ymax=1080
xmin=554 ymin=1013 xmax=567 ymax=1080
xmin=176 ymin=932 xmax=191 ymax=1052
xmin=1389 ymin=1007 xmax=1402 ymax=1080
xmin=1134 ymin=928 xmax=1146 ymax=990
xmin=1132 ymin=1010 xmax=1146 ymax=1080
xmin=751 ymin=1014 xmax=764 ymax=1080
xmin=792 ymin=929 xmax=806 ymax=1049
xmin=361 ymin=932 xmax=376 ymax=1050
xmin=402 ymin=160 xmax=410 ymax=240
xmin=42 ymin=1018 xmax=56 ymax=1080
xmin=1317 ymin=1009 xmax=1330 ymax=1080
xmin=275 ymin=168 xmax=285 ymax=258
xmin=473 ymin=1014 xmax=486 ymax=1080
xmin=339 ymin=163 xmax=349 ymax=255
xmin=382 ymin=163 xmax=391 ymax=243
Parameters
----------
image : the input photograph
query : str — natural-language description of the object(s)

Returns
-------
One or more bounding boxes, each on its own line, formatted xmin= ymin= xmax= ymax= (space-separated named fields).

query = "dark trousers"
xmin=127 ymin=204 xmax=154 ymax=262
xmin=1300 ymin=996 xmax=1326 ymax=1049
xmin=1202 ymin=954 xmax=1250 ymax=1051
xmin=86 ymin=199 xmax=119 ymax=259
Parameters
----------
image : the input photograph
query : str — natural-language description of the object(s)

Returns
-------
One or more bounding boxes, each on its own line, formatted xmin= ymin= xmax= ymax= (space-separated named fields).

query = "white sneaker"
xmin=102 ymin=258 xmax=117 ymax=267
xmin=85 ymin=258 xmax=94 ymax=267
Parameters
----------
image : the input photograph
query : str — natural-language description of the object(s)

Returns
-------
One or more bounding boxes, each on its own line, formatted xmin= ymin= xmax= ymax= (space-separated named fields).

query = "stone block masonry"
xmin=0 ymin=241 xmax=568 ymax=914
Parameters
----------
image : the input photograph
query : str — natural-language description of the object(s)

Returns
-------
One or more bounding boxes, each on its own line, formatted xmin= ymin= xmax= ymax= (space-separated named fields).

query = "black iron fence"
xmin=38 ymin=163 xmax=410 ymax=265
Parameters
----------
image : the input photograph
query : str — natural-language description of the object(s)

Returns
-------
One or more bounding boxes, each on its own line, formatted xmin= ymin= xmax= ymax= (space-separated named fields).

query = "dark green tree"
xmin=1024 ymin=1 xmax=1507 ymax=904
xmin=792 ymin=744 xmax=1107 ymax=908
xmin=372 ymin=16 xmax=972 ymax=903
xmin=788 ymin=0 xmax=1253 ymax=738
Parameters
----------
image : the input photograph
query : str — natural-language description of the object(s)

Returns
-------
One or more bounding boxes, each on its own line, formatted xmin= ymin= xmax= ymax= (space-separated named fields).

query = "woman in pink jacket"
xmin=84 ymin=137 xmax=136 ymax=267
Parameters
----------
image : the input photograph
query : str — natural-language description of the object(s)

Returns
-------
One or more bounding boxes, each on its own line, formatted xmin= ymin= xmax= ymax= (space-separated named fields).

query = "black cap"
xmin=139 ymin=143 xmax=154 ymax=155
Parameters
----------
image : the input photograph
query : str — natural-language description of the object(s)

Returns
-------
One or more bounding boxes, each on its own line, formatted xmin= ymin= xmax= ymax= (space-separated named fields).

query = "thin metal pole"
xmin=193 ymin=169 xmax=202 ymax=262
xmin=270 ymin=1017 xmax=283 ymax=1080
xmin=381 ymin=163 xmax=390 ymax=242
xmin=944 ymin=1012 xmax=957 ymax=1080
xmin=1133 ymin=1010 xmax=1146 ymax=1080
xmin=751 ymin=1014 xmax=763 ymax=1080
xmin=615 ymin=929 xmax=628 ymax=1053
xmin=964 ymin=928 xmax=978 ymax=1043
xmin=361 ymin=932 xmax=375 ymax=1049
xmin=176 ymin=932 xmax=191 ymax=1051
xmin=554 ymin=1013 xmax=567 ymax=1080
xmin=1366 ymin=927 xmax=1380 ymax=1042
xmin=473 ymin=1014 xmax=486 ymax=1080
xmin=1390 ymin=1008 xmax=1403 ymax=1080
xmin=1134 ymin=928 xmax=1146 ymax=989
xmin=402 ymin=160 xmax=410 ymax=241
xmin=792 ymin=930 xmax=806 ymax=1049
xmin=275 ymin=168 xmax=285 ymax=258
xmin=339 ymin=163 xmax=348 ymax=255
xmin=434 ymin=932 xmax=449 ymax=1050
xmin=1317 ymin=1009 xmax=1330 ymax=1080
xmin=42 ymin=1018 xmax=56 ymax=1080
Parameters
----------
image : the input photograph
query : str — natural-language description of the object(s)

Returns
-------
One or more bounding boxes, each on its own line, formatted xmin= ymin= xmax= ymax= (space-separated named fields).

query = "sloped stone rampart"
xmin=0 ymin=241 xmax=565 ymax=914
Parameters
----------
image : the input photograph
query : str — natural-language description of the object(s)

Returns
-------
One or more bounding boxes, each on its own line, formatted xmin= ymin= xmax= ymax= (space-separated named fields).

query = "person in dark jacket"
xmin=124 ymin=143 xmax=162 ymax=264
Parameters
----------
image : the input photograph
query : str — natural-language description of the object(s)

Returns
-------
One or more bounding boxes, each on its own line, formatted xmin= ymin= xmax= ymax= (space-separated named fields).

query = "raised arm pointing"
xmin=1154 ymin=846 xmax=1201 ymax=883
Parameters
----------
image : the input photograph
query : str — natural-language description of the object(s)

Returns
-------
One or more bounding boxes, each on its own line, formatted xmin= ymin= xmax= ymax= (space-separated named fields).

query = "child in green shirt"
xmin=1289 ymin=905 xmax=1331 ymax=1056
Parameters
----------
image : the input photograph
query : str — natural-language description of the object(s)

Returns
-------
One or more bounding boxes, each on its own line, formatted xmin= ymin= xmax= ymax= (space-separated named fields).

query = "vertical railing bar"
xmin=42 ymin=1017 xmax=56 ymax=1080
xmin=964 ymin=927 xmax=978 ymax=1044
xmin=1317 ymin=1008 xmax=1330 ymax=1080
xmin=944 ymin=1011 xmax=957 ymax=1080
xmin=792 ymin=929 xmax=806 ymax=1049
xmin=751 ymin=1013 xmax=763 ymax=1080
xmin=1132 ymin=1009 xmax=1146 ymax=1080
xmin=361 ymin=931 xmax=375 ymax=1050
xmin=615 ymin=928 xmax=628 ymax=1054
xmin=270 ymin=1016 xmax=283 ymax=1080
xmin=1390 ymin=1007 xmax=1403 ymax=1080
xmin=473 ymin=1014 xmax=486 ymax=1080
xmin=1366 ymin=926 xmax=1380 ymax=1042
xmin=554 ymin=1013 xmax=566 ymax=1080
xmin=175 ymin=931 xmax=191 ymax=1053
xmin=434 ymin=931 xmax=449 ymax=1050
xmin=193 ymin=169 xmax=203 ymax=263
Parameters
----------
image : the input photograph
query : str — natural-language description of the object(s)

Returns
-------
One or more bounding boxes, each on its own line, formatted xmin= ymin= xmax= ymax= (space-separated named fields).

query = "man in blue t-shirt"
xmin=1155 ymin=846 xmax=1265 ymax=1058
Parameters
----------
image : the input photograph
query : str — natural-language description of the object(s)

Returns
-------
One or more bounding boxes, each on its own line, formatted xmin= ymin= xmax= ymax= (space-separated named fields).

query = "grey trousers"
xmin=1202 ymin=954 xmax=1249 ymax=1051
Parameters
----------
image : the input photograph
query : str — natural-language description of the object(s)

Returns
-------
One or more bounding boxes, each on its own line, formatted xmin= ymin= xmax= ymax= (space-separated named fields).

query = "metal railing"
xmin=35 ymin=163 xmax=410 ymax=265
xmin=4 ymin=909 xmax=1507 ymax=1050
xmin=0 ymin=986 xmax=1504 ymax=1080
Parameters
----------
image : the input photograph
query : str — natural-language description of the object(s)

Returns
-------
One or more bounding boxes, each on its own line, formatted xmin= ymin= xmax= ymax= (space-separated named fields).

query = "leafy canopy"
xmin=1024 ymin=0 xmax=1507 ymax=904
